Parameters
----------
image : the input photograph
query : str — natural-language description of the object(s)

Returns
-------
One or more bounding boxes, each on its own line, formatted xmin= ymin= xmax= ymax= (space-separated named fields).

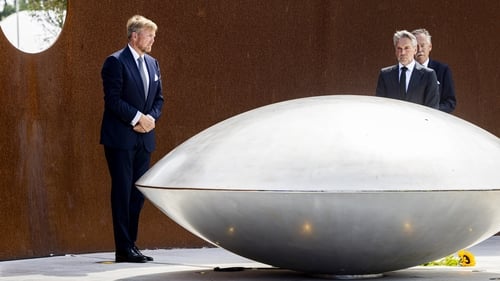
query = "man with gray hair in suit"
xmin=376 ymin=30 xmax=439 ymax=109
xmin=412 ymin=28 xmax=457 ymax=113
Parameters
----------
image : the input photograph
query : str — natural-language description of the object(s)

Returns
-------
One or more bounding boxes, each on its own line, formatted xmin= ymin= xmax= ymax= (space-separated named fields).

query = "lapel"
xmin=122 ymin=47 xmax=146 ymax=97
xmin=408 ymin=64 xmax=424 ymax=94
xmin=428 ymin=59 xmax=437 ymax=69
xmin=390 ymin=65 xmax=400 ymax=92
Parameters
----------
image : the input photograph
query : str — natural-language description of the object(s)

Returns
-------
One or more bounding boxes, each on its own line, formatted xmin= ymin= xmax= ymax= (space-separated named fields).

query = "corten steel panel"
xmin=0 ymin=0 xmax=498 ymax=260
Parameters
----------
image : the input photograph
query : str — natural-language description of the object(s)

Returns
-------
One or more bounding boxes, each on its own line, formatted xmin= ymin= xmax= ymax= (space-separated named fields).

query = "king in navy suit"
xmin=412 ymin=28 xmax=457 ymax=113
xmin=376 ymin=30 xmax=439 ymax=109
xmin=100 ymin=15 xmax=164 ymax=263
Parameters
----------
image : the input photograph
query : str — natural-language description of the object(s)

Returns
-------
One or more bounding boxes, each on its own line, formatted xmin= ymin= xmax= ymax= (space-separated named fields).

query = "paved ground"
xmin=1 ymin=236 xmax=499 ymax=280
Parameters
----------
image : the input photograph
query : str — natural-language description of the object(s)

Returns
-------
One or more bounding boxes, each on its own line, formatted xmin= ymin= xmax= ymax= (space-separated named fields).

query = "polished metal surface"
xmin=136 ymin=95 xmax=500 ymax=275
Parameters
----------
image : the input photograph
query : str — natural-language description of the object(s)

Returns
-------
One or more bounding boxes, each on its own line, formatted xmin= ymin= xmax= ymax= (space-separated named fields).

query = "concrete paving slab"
xmin=1 ymin=236 xmax=499 ymax=280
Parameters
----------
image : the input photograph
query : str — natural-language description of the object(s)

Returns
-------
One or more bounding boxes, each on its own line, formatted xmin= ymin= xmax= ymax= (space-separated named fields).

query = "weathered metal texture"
xmin=137 ymin=96 xmax=500 ymax=275
xmin=0 ymin=1 xmax=499 ymax=260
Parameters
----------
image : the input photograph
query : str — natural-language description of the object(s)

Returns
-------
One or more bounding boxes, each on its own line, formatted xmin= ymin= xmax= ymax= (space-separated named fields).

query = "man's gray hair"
xmin=393 ymin=30 xmax=417 ymax=47
xmin=411 ymin=28 xmax=432 ymax=44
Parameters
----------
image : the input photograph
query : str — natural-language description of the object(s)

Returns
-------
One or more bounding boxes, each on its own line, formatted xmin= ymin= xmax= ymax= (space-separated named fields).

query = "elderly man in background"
xmin=412 ymin=28 xmax=456 ymax=113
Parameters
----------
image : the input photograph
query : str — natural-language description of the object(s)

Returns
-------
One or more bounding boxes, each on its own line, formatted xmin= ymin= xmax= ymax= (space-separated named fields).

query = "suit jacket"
xmin=100 ymin=46 xmax=164 ymax=152
xmin=376 ymin=62 xmax=439 ymax=109
xmin=428 ymin=59 xmax=456 ymax=113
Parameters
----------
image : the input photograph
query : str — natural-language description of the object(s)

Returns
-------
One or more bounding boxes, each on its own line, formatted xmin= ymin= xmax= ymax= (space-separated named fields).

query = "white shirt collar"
xmin=128 ymin=44 xmax=142 ymax=62
xmin=399 ymin=60 xmax=416 ymax=71
xmin=421 ymin=58 xmax=430 ymax=68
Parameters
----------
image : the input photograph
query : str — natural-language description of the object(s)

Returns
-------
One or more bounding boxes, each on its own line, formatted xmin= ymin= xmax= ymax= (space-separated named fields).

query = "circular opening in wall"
xmin=0 ymin=0 xmax=67 ymax=54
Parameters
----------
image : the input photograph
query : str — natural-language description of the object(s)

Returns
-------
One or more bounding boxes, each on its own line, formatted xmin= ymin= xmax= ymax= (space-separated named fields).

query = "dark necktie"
xmin=400 ymin=66 xmax=408 ymax=95
xmin=137 ymin=57 xmax=148 ymax=98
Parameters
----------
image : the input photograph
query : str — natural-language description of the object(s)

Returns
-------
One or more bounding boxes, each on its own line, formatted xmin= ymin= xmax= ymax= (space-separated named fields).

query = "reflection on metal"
xmin=136 ymin=95 xmax=500 ymax=275
xmin=0 ymin=0 xmax=67 ymax=53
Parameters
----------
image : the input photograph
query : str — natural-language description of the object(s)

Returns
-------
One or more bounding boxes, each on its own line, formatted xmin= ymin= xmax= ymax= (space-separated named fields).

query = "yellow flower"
xmin=458 ymin=249 xmax=476 ymax=266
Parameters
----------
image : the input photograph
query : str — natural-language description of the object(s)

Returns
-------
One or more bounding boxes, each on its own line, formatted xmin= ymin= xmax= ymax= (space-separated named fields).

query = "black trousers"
xmin=104 ymin=141 xmax=151 ymax=252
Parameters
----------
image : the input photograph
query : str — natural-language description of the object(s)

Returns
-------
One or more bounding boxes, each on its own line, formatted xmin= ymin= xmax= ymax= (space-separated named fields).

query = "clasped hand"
xmin=133 ymin=114 xmax=155 ymax=133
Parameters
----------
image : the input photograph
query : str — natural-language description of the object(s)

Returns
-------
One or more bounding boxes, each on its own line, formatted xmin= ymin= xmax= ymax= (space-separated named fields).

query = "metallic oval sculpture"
xmin=137 ymin=95 xmax=500 ymax=276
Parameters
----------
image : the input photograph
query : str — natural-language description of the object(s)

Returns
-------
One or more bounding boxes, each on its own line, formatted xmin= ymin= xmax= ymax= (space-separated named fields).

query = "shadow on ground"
xmin=116 ymin=267 xmax=500 ymax=281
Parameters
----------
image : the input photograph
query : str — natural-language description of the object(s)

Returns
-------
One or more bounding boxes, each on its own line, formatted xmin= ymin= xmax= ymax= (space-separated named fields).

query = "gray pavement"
xmin=1 ymin=236 xmax=499 ymax=280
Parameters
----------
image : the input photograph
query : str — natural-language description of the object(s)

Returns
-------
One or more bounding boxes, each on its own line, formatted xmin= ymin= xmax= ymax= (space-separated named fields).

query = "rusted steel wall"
xmin=0 ymin=0 xmax=498 ymax=260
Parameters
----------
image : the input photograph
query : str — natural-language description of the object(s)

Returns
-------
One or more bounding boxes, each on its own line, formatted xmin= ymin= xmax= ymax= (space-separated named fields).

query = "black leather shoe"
xmin=115 ymin=248 xmax=147 ymax=263
xmin=133 ymin=246 xmax=154 ymax=261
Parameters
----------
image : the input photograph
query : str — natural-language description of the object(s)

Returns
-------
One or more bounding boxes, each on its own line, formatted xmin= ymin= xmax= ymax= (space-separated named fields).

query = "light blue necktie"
xmin=137 ymin=57 xmax=148 ymax=98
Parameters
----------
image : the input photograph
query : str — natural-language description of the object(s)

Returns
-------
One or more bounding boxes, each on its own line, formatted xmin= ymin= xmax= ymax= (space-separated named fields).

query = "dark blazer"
xmin=100 ymin=46 xmax=164 ymax=152
xmin=428 ymin=59 xmax=456 ymax=113
xmin=376 ymin=63 xmax=439 ymax=109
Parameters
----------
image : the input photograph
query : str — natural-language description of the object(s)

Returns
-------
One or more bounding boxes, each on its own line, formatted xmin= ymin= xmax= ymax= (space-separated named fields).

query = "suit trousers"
xmin=104 ymin=138 xmax=151 ymax=252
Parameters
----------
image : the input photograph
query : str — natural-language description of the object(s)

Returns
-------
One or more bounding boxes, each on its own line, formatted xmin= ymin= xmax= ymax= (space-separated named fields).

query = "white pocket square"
xmin=154 ymin=74 xmax=159 ymax=81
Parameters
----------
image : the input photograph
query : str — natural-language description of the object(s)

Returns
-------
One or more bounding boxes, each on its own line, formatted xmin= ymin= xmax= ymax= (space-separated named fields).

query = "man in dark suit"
xmin=100 ymin=15 xmax=164 ymax=263
xmin=376 ymin=30 xmax=439 ymax=109
xmin=412 ymin=28 xmax=457 ymax=113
